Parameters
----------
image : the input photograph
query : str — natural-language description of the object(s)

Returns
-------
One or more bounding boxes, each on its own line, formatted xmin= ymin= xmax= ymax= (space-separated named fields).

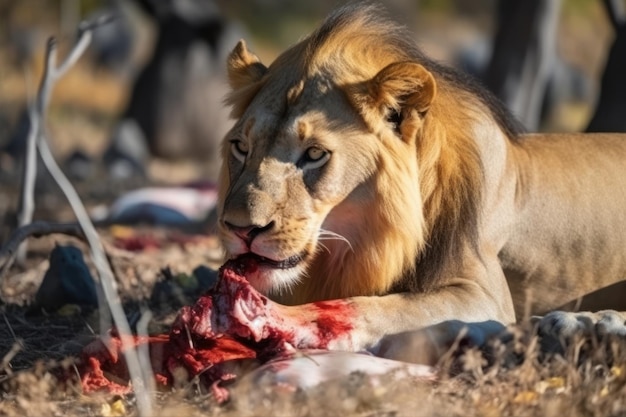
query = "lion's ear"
xmin=352 ymin=62 xmax=436 ymax=139
xmin=227 ymin=40 xmax=268 ymax=90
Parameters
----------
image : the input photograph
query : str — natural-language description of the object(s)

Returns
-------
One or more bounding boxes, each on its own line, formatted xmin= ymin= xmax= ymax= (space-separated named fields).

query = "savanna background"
xmin=1 ymin=0 xmax=625 ymax=416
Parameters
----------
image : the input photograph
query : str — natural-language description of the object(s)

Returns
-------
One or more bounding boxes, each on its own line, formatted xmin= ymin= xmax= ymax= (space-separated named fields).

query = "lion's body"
xmin=502 ymin=133 xmax=626 ymax=315
xmin=217 ymin=4 xmax=626 ymax=354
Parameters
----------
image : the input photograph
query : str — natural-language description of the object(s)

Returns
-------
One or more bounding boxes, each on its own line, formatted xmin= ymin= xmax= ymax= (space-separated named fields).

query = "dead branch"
xmin=0 ymin=221 xmax=84 ymax=280
xmin=16 ymin=27 xmax=92 ymax=263
xmin=10 ymin=15 xmax=153 ymax=416
xmin=15 ymin=14 xmax=114 ymax=263
xmin=136 ymin=310 xmax=156 ymax=393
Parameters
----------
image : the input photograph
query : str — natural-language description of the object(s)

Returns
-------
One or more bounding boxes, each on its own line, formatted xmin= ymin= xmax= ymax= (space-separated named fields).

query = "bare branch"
xmin=1 ymin=340 xmax=24 ymax=379
xmin=136 ymin=310 xmax=157 ymax=393
xmin=10 ymin=13 xmax=154 ymax=416
xmin=78 ymin=13 xmax=116 ymax=33
xmin=55 ymin=29 xmax=92 ymax=77
xmin=39 ymin=38 xmax=58 ymax=113
xmin=37 ymin=137 xmax=154 ymax=415
xmin=0 ymin=221 xmax=84 ymax=280
xmin=16 ymin=105 xmax=39 ymax=241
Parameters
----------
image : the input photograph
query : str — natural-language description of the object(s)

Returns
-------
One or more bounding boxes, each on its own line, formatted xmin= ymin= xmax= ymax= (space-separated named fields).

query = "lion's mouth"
xmin=233 ymin=252 xmax=306 ymax=270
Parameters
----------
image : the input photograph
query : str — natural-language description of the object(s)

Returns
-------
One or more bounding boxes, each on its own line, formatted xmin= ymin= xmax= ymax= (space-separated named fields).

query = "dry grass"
xmin=3 ymin=227 xmax=626 ymax=416
xmin=1 ymin=229 xmax=625 ymax=417
xmin=2 ymin=310 xmax=626 ymax=417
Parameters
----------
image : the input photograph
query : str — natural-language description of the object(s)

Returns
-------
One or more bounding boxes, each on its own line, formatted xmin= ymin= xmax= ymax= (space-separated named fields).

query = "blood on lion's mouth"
xmin=233 ymin=252 xmax=306 ymax=271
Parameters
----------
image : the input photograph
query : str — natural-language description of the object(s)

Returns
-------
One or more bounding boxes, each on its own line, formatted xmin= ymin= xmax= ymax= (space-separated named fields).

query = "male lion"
xmin=217 ymin=4 xmax=626 ymax=359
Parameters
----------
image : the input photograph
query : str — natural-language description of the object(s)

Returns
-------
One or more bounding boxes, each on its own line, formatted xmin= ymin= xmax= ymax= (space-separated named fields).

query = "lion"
xmin=216 ymin=4 xmax=626 ymax=359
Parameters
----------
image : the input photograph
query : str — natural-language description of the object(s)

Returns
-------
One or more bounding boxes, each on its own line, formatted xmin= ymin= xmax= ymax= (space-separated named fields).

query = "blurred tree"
xmin=483 ymin=0 xmax=562 ymax=131
xmin=586 ymin=0 xmax=626 ymax=132
xmin=104 ymin=0 xmax=242 ymax=182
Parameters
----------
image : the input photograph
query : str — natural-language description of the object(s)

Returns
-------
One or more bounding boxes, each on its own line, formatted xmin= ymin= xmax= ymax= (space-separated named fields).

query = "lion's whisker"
xmin=317 ymin=229 xmax=354 ymax=252
xmin=317 ymin=241 xmax=331 ymax=255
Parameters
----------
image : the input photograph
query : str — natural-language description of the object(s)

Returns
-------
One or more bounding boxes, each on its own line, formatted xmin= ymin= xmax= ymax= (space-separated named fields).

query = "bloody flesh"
xmin=79 ymin=258 xmax=356 ymax=401
xmin=312 ymin=301 xmax=355 ymax=346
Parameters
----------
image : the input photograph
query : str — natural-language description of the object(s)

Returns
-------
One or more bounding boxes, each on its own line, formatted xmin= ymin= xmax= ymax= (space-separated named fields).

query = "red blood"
xmin=113 ymin=235 xmax=161 ymax=252
xmin=80 ymin=333 xmax=172 ymax=394
xmin=228 ymin=254 xmax=260 ymax=275
xmin=78 ymin=258 xmax=357 ymax=402
xmin=311 ymin=301 xmax=355 ymax=348
xmin=207 ymin=263 xmax=356 ymax=351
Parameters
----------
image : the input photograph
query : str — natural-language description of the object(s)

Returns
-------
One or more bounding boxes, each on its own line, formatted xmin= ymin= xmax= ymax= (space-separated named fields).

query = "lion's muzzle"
xmin=224 ymin=220 xmax=276 ymax=249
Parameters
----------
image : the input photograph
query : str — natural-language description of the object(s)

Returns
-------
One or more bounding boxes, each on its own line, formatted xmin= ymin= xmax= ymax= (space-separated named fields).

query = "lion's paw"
xmin=374 ymin=320 xmax=507 ymax=365
xmin=594 ymin=310 xmax=626 ymax=337
xmin=535 ymin=310 xmax=626 ymax=353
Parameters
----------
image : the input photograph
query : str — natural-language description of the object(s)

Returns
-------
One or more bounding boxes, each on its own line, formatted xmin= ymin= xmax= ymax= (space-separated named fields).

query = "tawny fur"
xmin=221 ymin=5 xmax=505 ymax=302
xmin=218 ymin=3 xmax=626 ymax=329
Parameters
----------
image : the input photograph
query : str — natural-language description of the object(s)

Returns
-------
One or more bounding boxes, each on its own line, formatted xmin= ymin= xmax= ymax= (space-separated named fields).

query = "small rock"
xmin=34 ymin=244 xmax=98 ymax=313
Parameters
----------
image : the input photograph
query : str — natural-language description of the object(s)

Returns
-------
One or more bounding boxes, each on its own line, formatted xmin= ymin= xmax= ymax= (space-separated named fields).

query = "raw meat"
xmin=79 ymin=258 xmax=358 ymax=402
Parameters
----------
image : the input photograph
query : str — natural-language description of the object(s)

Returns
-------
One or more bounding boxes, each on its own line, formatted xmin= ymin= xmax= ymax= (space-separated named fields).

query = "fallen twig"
xmin=0 ymin=341 xmax=24 ymax=382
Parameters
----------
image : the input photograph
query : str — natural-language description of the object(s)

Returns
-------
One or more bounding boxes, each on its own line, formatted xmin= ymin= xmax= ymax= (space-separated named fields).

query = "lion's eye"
xmin=306 ymin=147 xmax=325 ymax=161
xmin=300 ymin=146 xmax=330 ymax=169
xmin=230 ymin=140 xmax=249 ymax=162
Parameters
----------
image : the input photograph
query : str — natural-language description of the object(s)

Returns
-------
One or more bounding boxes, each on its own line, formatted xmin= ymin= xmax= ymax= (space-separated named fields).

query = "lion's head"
xmin=217 ymin=4 xmax=522 ymax=304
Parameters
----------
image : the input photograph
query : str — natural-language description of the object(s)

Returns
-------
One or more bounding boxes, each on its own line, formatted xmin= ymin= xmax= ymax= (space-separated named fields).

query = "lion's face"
xmin=219 ymin=78 xmax=379 ymax=294
xmin=218 ymin=39 xmax=436 ymax=300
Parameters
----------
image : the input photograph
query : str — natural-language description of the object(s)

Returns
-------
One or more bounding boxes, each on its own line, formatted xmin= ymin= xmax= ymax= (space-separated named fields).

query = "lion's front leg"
xmin=212 ymin=280 xmax=513 ymax=356
xmin=372 ymin=320 xmax=508 ymax=364
xmin=330 ymin=283 xmax=515 ymax=352
xmin=213 ymin=288 xmax=511 ymax=360
xmin=209 ymin=260 xmax=515 ymax=360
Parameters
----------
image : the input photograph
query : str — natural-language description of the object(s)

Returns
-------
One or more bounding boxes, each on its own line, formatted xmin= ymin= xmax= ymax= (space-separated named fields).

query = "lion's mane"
xmin=225 ymin=4 xmax=525 ymax=301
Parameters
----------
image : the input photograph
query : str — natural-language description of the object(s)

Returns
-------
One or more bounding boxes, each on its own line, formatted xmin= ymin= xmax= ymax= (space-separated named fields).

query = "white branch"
xmin=0 ymin=221 xmax=84 ymax=279
xmin=11 ymin=16 xmax=154 ymax=416
xmin=55 ymin=30 xmax=92 ymax=77
xmin=37 ymin=137 xmax=153 ymax=416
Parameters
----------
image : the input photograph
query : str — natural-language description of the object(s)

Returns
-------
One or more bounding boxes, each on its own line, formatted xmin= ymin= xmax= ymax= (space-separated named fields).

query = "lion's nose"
xmin=224 ymin=221 xmax=275 ymax=246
